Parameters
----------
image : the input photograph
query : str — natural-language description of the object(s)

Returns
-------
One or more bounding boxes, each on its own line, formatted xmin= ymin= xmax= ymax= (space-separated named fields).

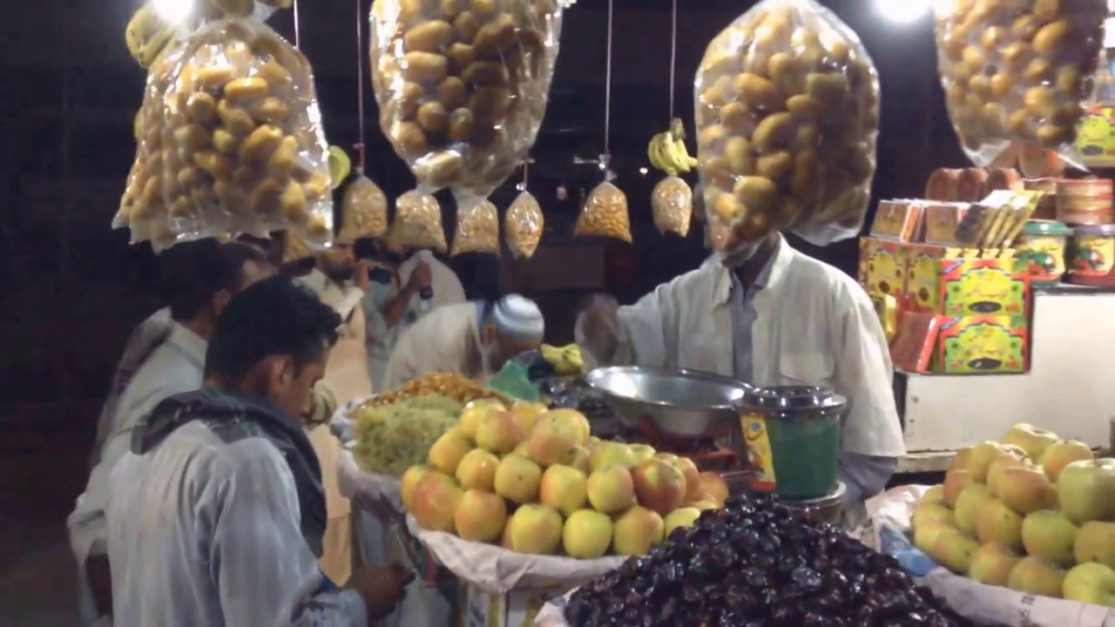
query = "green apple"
xmin=1022 ymin=510 xmax=1079 ymax=568
xmin=1040 ymin=440 xmax=1094 ymax=483
xmin=1002 ymin=423 xmax=1060 ymax=460
xmin=976 ymin=497 xmax=1024 ymax=551
xmin=1063 ymin=562 xmax=1115 ymax=607
xmin=944 ymin=468 xmax=973 ymax=507
xmin=954 ymin=483 xmax=991 ymax=536
xmin=1075 ymin=521 xmax=1115 ymax=570
xmin=969 ymin=543 xmax=1021 ymax=586
xmin=998 ymin=464 xmax=1058 ymax=515
xmin=986 ymin=454 xmax=1027 ymax=497
xmin=1008 ymin=556 xmax=1066 ymax=598
xmin=929 ymin=528 xmax=980 ymax=574
xmin=967 ymin=441 xmax=1011 ymax=483
xmin=1058 ymin=459 xmax=1115 ymax=524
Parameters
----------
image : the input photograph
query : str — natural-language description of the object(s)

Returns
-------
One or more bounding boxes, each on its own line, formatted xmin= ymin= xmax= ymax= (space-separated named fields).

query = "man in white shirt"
xmin=578 ymin=231 xmax=906 ymax=510
xmin=105 ymin=277 xmax=412 ymax=626
xmin=69 ymin=239 xmax=272 ymax=625
xmin=398 ymin=248 xmax=466 ymax=310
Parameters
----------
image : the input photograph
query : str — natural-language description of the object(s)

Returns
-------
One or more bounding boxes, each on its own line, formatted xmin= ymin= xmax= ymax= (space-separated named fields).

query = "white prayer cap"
xmin=491 ymin=294 xmax=544 ymax=340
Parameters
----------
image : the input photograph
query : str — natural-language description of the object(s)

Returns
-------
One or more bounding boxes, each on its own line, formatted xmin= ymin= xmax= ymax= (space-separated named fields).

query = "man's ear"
xmin=211 ymin=288 xmax=234 ymax=318
xmin=265 ymin=355 xmax=295 ymax=395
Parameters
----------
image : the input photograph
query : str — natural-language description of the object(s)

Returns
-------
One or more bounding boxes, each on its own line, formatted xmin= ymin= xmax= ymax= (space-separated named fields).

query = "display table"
xmin=895 ymin=286 xmax=1115 ymax=473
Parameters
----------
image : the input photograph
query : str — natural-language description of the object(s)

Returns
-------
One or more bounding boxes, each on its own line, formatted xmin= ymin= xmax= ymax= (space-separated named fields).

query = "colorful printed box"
xmin=936 ymin=315 xmax=1028 ymax=374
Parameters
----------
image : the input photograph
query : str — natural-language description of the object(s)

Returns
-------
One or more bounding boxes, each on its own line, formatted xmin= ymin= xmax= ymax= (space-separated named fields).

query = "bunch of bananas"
xmin=542 ymin=344 xmax=584 ymax=376
xmin=647 ymin=118 xmax=699 ymax=177
xmin=125 ymin=5 xmax=178 ymax=70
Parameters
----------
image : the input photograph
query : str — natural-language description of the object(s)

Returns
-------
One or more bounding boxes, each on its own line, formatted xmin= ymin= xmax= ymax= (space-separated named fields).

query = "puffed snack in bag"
xmin=504 ymin=190 xmax=544 ymax=258
xmin=575 ymin=181 xmax=632 ymax=243
xmin=393 ymin=189 xmax=448 ymax=252
xmin=451 ymin=198 xmax=500 ymax=256
xmin=340 ymin=175 xmax=389 ymax=241
xmin=651 ymin=176 xmax=693 ymax=237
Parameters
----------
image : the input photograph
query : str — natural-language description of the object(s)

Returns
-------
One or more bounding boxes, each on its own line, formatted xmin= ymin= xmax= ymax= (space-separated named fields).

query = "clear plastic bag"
xmin=369 ymin=0 xmax=571 ymax=200
xmin=451 ymin=197 xmax=500 ymax=256
xmin=575 ymin=181 xmax=632 ymax=243
xmin=934 ymin=0 xmax=1105 ymax=167
xmin=340 ymin=174 xmax=389 ymax=241
xmin=116 ymin=18 xmax=334 ymax=252
xmin=651 ymin=176 xmax=693 ymax=237
xmin=694 ymin=0 xmax=879 ymax=248
xmin=393 ymin=189 xmax=447 ymax=252
xmin=504 ymin=190 xmax=544 ymax=258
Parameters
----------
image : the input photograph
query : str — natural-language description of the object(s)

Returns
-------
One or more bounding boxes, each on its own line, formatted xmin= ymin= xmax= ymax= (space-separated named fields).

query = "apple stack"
xmin=912 ymin=423 xmax=1115 ymax=606
xmin=401 ymin=399 xmax=732 ymax=559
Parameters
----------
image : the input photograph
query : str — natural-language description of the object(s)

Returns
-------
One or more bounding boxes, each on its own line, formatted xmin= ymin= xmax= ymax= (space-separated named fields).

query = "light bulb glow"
xmin=152 ymin=0 xmax=195 ymax=24
xmin=874 ymin=0 xmax=930 ymax=24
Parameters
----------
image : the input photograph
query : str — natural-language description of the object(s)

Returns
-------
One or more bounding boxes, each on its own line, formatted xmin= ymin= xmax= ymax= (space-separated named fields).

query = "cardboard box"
xmin=940 ymin=258 xmax=1029 ymax=316
xmin=922 ymin=202 xmax=970 ymax=245
xmin=859 ymin=237 xmax=907 ymax=299
xmin=936 ymin=316 xmax=1028 ymax=373
xmin=461 ymin=583 xmax=558 ymax=627
xmin=903 ymin=244 xmax=950 ymax=313
xmin=870 ymin=200 xmax=924 ymax=242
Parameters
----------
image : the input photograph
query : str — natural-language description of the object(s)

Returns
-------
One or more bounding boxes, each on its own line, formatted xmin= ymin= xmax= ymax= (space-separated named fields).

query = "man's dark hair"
xmin=160 ymin=240 xmax=268 ymax=321
xmin=204 ymin=276 xmax=341 ymax=383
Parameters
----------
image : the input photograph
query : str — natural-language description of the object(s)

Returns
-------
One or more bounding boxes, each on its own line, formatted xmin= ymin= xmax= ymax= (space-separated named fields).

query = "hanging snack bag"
xmin=340 ymin=174 xmax=389 ymax=241
xmin=652 ymin=176 xmax=693 ymax=237
xmin=369 ymin=0 xmax=571 ymax=201
xmin=504 ymin=190 xmax=544 ymax=258
xmin=451 ymin=198 xmax=500 ymax=256
xmin=934 ymin=0 xmax=1104 ymax=168
xmin=393 ymin=189 xmax=447 ymax=252
xmin=575 ymin=181 xmax=632 ymax=243
xmin=695 ymin=0 xmax=880 ymax=248
xmin=117 ymin=18 xmax=334 ymax=251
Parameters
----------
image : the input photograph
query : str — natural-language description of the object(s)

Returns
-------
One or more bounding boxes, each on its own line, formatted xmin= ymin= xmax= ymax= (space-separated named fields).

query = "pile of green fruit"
xmin=350 ymin=395 xmax=462 ymax=478
xmin=912 ymin=423 xmax=1115 ymax=606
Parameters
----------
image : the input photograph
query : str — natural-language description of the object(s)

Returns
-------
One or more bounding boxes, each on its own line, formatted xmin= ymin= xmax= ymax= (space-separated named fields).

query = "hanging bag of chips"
xmin=652 ymin=176 xmax=693 ymax=237
xmin=340 ymin=175 xmax=389 ymax=241
xmin=933 ymin=0 xmax=1104 ymax=168
xmin=575 ymin=181 xmax=632 ymax=243
xmin=116 ymin=18 xmax=334 ymax=251
xmin=451 ymin=198 xmax=500 ymax=256
xmin=504 ymin=190 xmax=544 ymax=258
xmin=695 ymin=0 xmax=880 ymax=249
xmin=392 ymin=189 xmax=447 ymax=252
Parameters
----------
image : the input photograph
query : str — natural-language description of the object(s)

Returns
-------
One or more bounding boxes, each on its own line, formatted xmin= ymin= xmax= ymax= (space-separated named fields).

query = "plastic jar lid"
xmin=1074 ymin=224 xmax=1115 ymax=237
xmin=1021 ymin=220 xmax=1072 ymax=237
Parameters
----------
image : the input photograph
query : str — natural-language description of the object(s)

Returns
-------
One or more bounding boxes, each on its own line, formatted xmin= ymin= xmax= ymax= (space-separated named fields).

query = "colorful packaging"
xmin=940 ymin=258 xmax=1029 ymax=316
xmin=1068 ymin=224 xmax=1115 ymax=285
xmin=1013 ymin=220 xmax=1070 ymax=286
xmin=937 ymin=316 xmax=1028 ymax=374
xmin=870 ymin=199 xmax=923 ymax=242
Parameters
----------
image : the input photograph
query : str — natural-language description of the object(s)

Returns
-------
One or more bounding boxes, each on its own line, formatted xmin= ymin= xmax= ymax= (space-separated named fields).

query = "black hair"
xmin=204 ymin=276 xmax=341 ymax=383
xmin=160 ymin=240 xmax=268 ymax=322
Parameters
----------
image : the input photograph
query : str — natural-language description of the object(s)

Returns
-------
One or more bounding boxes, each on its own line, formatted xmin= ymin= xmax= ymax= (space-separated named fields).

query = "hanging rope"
xmin=668 ymin=0 xmax=677 ymax=121
xmin=354 ymin=0 xmax=367 ymax=171
xmin=292 ymin=0 xmax=302 ymax=49
xmin=603 ymin=0 xmax=614 ymax=162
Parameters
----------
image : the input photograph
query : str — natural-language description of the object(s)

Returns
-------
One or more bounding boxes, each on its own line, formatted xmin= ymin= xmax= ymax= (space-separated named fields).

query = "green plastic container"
xmin=737 ymin=386 xmax=846 ymax=500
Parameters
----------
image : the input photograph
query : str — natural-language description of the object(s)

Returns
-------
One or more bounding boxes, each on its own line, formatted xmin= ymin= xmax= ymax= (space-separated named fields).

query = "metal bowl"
xmin=585 ymin=366 xmax=750 ymax=437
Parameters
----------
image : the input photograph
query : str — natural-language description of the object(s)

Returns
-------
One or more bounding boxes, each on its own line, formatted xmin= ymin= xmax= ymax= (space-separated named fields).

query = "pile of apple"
xmin=400 ymin=399 xmax=731 ymax=559
xmin=912 ymin=423 xmax=1115 ymax=606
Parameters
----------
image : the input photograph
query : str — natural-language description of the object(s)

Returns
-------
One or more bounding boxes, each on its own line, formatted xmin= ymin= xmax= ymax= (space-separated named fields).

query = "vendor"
xmin=578 ymin=229 xmax=905 ymax=510
xmin=383 ymin=294 xmax=545 ymax=390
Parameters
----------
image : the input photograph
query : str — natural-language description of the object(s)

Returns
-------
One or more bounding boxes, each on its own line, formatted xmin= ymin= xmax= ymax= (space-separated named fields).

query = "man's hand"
xmin=86 ymin=553 xmax=113 ymax=618
xmin=349 ymin=562 xmax=414 ymax=621
xmin=353 ymin=260 xmax=374 ymax=291
xmin=577 ymin=294 xmax=621 ymax=365
xmin=407 ymin=261 xmax=432 ymax=291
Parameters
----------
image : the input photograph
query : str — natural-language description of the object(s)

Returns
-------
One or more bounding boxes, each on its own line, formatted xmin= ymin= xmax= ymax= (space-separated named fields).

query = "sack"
xmin=369 ymin=0 xmax=570 ymax=199
xmin=504 ymin=191 xmax=544 ymax=258
xmin=651 ymin=176 xmax=693 ymax=237
xmin=934 ymin=0 xmax=1105 ymax=168
xmin=694 ymin=0 xmax=880 ymax=248
xmin=393 ymin=189 xmax=447 ymax=252
xmin=574 ymin=182 xmax=631 ymax=243
xmin=340 ymin=174 xmax=389 ymax=241
xmin=117 ymin=18 xmax=333 ymax=251
xmin=451 ymin=198 xmax=500 ymax=256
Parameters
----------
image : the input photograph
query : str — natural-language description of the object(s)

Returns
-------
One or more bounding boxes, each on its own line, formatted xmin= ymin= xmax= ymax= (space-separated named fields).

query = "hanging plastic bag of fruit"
xmin=694 ymin=0 xmax=880 ymax=248
xmin=504 ymin=190 xmax=544 ymax=258
xmin=369 ymin=0 xmax=572 ymax=199
xmin=340 ymin=174 xmax=389 ymax=241
xmin=392 ymin=189 xmax=447 ymax=252
xmin=451 ymin=198 xmax=500 ymax=256
xmin=934 ymin=0 xmax=1104 ymax=169
xmin=575 ymin=181 xmax=632 ymax=243
xmin=116 ymin=17 xmax=334 ymax=252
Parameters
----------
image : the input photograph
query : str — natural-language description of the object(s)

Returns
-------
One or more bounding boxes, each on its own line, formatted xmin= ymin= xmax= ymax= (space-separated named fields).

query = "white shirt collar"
xmin=711 ymin=234 xmax=795 ymax=305
xmin=167 ymin=323 xmax=208 ymax=366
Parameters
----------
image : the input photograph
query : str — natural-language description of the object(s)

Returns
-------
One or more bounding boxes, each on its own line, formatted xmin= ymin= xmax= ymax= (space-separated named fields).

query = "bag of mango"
xmin=695 ymin=0 xmax=879 ymax=248
xmin=392 ymin=189 xmax=448 ymax=252
xmin=451 ymin=198 xmax=500 ymax=256
xmin=575 ymin=181 xmax=632 ymax=243
xmin=116 ymin=18 xmax=334 ymax=251
xmin=504 ymin=190 xmax=544 ymax=258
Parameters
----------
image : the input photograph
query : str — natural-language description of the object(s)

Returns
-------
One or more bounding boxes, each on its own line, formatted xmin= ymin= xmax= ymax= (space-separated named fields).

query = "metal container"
xmin=585 ymin=366 xmax=750 ymax=437
xmin=736 ymin=386 xmax=846 ymax=500
xmin=779 ymin=481 xmax=847 ymax=526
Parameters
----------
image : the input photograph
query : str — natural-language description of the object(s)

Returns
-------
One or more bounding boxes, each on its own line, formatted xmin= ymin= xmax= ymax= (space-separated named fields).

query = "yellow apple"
xmin=1008 ymin=556 xmax=1065 ymax=598
xmin=493 ymin=454 xmax=542 ymax=505
xmin=943 ymin=468 xmax=973 ymax=507
xmin=411 ymin=472 xmax=463 ymax=533
xmin=1063 ymin=562 xmax=1115 ymax=607
xmin=977 ymin=497 xmax=1024 ymax=551
xmin=454 ymin=489 xmax=508 ymax=542
xmin=526 ymin=418 xmax=580 ymax=467
xmin=505 ymin=504 xmax=563 ymax=555
xmin=929 ymin=528 xmax=980 ymax=574
xmin=914 ymin=520 xmax=957 ymax=554
xmin=949 ymin=447 xmax=974 ymax=473
xmin=562 ymin=509 xmax=613 ymax=559
xmin=631 ymin=458 xmax=687 ymax=516
xmin=427 ymin=430 xmax=473 ymax=475
xmin=954 ymin=483 xmax=991 ymax=536
xmin=969 ymin=543 xmax=1021 ymax=586
xmin=458 ymin=398 xmax=505 ymax=440
xmin=629 ymin=444 xmax=657 ymax=462
xmin=589 ymin=442 xmax=637 ymax=472
xmin=586 ymin=465 xmax=636 ymax=514
xmin=917 ymin=485 xmax=946 ymax=510
xmin=612 ymin=506 xmax=664 ymax=556
xmin=1058 ymin=459 xmax=1115 ymax=524
xmin=1040 ymin=440 xmax=1094 ymax=482
xmin=539 ymin=464 xmax=588 ymax=517
xmin=967 ymin=441 xmax=1011 ymax=483
xmin=998 ymin=464 xmax=1058 ymax=515
xmin=1002 ymin=423 xmax=1060 ymax=460
xmin=455 ymin=449 xmax=500 ymax=491
xmin=663 ymin=507 xmax=701 ymax=537
xmin=1022 ymin=510 xmax=1079 ymax=568
xmin=1075 ymin=521 xmax=1115 ymax=570
xmin=986 ymin=454 xmax=1027 ymax=497
xmin=475 ymin=410 xmax=526 ymax=454
xmin=913 ymin=503 xmax=955 ymax=531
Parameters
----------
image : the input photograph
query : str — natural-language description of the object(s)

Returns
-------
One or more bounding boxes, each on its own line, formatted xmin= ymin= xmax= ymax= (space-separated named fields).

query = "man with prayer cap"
xmin=382 ymin=294 xmax=545 ymax=390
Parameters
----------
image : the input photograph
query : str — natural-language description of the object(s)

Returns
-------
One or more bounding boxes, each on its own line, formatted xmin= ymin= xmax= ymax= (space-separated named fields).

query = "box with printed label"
xmin=939 ymin=258 xmax=1029 ymax=317
xmin=936 ymin=315 xmax=1028 ymax=374
xmin=460 ymin=582 xmax=557 ymax=627
xmin=859 ymin=237 xmax=907 ymax=300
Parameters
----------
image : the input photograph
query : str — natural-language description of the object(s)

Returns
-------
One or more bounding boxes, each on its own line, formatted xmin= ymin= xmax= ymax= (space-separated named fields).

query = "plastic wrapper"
xmin=340 ymin=174 xmax=389 ymax=241
xmin=504 ymin=190 xmax=543 ymax=258
xmin=574 ymin=182 xmax=632 ymax=243
xmin=694 ymin=0 xmax=880 ymax=248
xmin=451 ymin=198 xmax=500 ymax=256
xmin=392 ymin=189 xmax=447 ymax=252
xmin=369 ymin=0 xmax=571 ymax=200
xmin=934 ymin=0 xmax=1105 ymax=168
xmin=651 ymin=175 xmax=693 ymax=237
xmin=117 ymin=18 xmax=334 ymax=252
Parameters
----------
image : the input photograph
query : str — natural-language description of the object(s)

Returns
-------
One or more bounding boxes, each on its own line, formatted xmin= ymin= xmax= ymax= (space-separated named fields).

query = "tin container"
xmin=1069 ymin=224 xmax=1115 ymax=286
xmin=1058 ymin=179 xmax=1114 ymax=225
xmin=778 ymin=481 xmax=847 ymax=527
xmin=1014 ymin=220 xmax=1071 ymax=286
xmin=736 ymin=386 xmax=846 ymax=500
